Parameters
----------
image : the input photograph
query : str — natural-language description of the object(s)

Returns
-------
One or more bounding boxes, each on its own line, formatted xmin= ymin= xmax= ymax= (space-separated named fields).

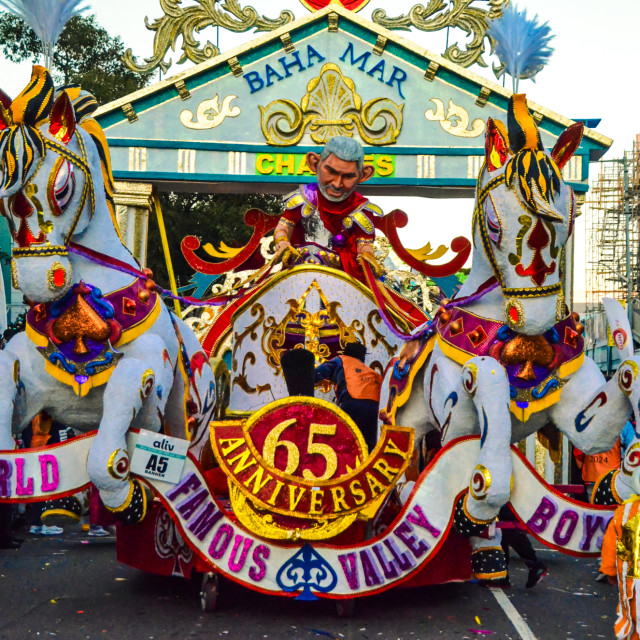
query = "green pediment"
xmin=95 ymin=4 xmax=610 ymax=195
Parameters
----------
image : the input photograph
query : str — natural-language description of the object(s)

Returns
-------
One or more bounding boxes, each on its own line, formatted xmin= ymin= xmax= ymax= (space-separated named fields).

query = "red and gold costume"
xmin=278 ymin=183 xmax=382 ymax=282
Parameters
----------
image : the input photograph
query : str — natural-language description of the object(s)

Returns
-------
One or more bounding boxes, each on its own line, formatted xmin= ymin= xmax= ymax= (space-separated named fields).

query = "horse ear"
xmin=551 ymin=122 xmax=584 ymax=170
xmin=0 ymin=88 xmax=13 ymax=131
xmin=485 ymin=117 xmax=510 ymax=171
xmin=49 ymin=91 xmax=76 ymax=144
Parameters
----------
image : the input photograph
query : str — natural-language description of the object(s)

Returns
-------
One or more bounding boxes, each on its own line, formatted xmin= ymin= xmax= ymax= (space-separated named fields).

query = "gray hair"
xmin=319 ymin=136 xmax=364 ymax=172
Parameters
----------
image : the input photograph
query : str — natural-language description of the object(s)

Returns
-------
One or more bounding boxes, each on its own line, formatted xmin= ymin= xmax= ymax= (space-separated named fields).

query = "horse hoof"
xmin=111 ymin=480 xmax=148 ymax=525
xmin=472 ymin=547 xmax=508 ymax=583
xmin=591 ymin=470 xmax=620 ymax=506
xmin=453 ymin=493 xmax=492 ymax=537
xmin=41 ymin=495 xmax=82 ymax=526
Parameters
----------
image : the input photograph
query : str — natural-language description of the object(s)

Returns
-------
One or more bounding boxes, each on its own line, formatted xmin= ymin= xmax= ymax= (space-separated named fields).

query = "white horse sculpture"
xmin=386 ymin=94 xmax=640 ymax=580
xmin=0 ymin=67 xmax=216 ymax=523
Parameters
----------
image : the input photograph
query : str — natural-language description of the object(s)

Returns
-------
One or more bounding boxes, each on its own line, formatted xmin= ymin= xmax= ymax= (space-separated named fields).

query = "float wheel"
xmin=199 ymin=572 xmax=219 ymax=612
xmin=335 ymin=599 xmax=355 ymax=618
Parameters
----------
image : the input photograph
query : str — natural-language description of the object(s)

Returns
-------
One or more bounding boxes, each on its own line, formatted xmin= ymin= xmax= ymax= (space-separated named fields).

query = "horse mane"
xmin=503 ymin=94 xmax=562 ymax=215
xmin=0 ymin=65 xmax=52 ymax=192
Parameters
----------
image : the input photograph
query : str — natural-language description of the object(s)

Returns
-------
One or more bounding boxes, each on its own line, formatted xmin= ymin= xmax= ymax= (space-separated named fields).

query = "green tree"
xmin=0 ymin=13 xmax=153 ymax=104
xmin=149 ymin=193 xmax=284 ymax=291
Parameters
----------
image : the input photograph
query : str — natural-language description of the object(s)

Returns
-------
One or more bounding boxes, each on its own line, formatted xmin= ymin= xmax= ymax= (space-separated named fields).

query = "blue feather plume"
xmin=0 ymin=0 xmax=89 ymax=68
xmin=487 ymin=5 xmax=554 ymax=93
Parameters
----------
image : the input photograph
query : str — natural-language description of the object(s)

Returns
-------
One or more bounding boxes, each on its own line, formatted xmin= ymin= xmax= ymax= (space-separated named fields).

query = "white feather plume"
xmin=0 ymin=0 xmax=89 ymax=67
xmin=488 ymin=5 xmax=554 ymax=93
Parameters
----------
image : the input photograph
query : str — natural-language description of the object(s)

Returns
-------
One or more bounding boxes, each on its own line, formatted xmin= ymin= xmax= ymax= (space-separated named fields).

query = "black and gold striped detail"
xmin=472 ymin=546 xmax=508 ymax=582
xmin=453 ymin=493 xmax=492 ymax=537
xmin=13 ymin=245 xmax=68 ymax=258
xmin=502 ymin=283 xmax=562 ymax=298
xmin=592 ymin=469 xmax=622 ymax=506
xmin=0 ymin=66 xmax=53 ymax=192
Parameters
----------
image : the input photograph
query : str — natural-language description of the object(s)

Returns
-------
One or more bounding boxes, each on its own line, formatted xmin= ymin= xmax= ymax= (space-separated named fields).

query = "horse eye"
xmin=485 ymin=195 xmax=502 ymax=247
xmin=51 ymin=160 xmax=75 ymax=215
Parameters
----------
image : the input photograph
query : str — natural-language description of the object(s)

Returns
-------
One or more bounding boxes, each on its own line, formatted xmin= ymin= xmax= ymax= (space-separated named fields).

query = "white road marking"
xmin=490 ymin=587 xmax=539 ymax=640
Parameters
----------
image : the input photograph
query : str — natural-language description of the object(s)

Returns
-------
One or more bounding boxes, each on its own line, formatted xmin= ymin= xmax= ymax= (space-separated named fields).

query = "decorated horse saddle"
xmin=437 ymin=306 xmax=585 ymax=421
xmin=26 ymin=279 xmax=160 ymax=396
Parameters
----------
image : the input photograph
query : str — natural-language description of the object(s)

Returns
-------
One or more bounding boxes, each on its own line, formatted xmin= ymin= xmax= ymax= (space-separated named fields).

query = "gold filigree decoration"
xmin=123 ymin=0 xmax=295 ymax=75
xmin=374 ymin=238 xmax=438 ymax=316
xmin=618 ymin=511 xmax=640 ymax=579
xmin=260 ymin=63 xmax=403 ymax=146
xmin=229 ymin=485 xmax=357 ymax=541
xmin=371 ymin=0 xmax=510 ymax=69
xmin=179 ymin=94 xmax=241 ymax=130
xmin=367 ymin=309 xmax=398 ymax=359
xmin=232 ymin=303 xmax=265 ymax=370
xmin=232 ymin=351 xmax=272 ymax=395
xmin=424 ymin=98 xmax=484 ymax=138
xmin=262 ymin=280 xmax=366 ymax=374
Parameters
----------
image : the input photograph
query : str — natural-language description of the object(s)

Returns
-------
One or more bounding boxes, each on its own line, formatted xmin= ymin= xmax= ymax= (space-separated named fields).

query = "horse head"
xmin=474 ymin=94 xmax=583 ymax=335
xmin=0 ymin=66 xmax=116 ymax=304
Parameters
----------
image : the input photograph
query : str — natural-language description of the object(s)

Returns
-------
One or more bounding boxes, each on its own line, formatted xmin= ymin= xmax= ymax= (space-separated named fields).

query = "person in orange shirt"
xmin=574 ymin=439 xmax=622 ymax=502
xmin=596 ymin=518 xmax=618 ymax=585
xmin=314 ymin=340 xmax=382 ymax=451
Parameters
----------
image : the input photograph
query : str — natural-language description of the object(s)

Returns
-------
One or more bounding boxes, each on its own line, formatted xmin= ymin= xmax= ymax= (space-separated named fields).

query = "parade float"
xmin=0 ymin=0 xmax=637 ymax=616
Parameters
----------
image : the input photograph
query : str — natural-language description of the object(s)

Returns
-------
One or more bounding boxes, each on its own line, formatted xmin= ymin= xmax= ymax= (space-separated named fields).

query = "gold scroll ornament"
xmin=371 ymin=0 xmax=510 ymax=70
xmin=123 ymin=0 xmax=294 ymax=74
xmin=424 ymin=98 xmax=484 ymax=138
xmin=261 ymin=280 xmax=366 ymax=374
xmin=260 ymin=63 xmax=403 ymax=146
xmin=123 ymin=1 xmax=509 ymax=76
xmin=180 ymin=94 xmax=241 ymax=130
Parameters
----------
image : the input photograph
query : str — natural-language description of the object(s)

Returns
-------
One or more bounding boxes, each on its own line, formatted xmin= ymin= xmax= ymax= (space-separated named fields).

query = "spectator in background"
xmin=574 ymin=439 xmax=623 ymax=503
xmin=574 ymin=421 xmax=635 ymax=503
xmin=22 ymin=411 xmax=73 ymax=536
xmin=314 ymin=340 xmax=382 ymax=451
xmin=596 ymin=518 xmax=617 ymax=585
xmin=498 ymin=504 xmax=548 ymax=588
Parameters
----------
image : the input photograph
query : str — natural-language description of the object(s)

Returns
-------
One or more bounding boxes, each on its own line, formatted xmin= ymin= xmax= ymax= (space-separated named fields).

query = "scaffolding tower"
xmin=585 ymin=135 xmax=640 ymax=314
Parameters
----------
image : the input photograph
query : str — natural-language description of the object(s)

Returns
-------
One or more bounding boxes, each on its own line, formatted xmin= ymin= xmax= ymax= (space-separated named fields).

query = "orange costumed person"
xmin=602 ymin=497 xmax=640 ymax=638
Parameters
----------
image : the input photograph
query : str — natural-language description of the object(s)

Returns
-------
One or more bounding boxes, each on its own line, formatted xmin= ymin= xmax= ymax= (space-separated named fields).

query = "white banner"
xmin=144 ymin=437 xmax=614 ymax=598
xmin=0 ymin=432 xmax=614 ymax=598
xmin=0 ymin=431 xmax=95 ymax=502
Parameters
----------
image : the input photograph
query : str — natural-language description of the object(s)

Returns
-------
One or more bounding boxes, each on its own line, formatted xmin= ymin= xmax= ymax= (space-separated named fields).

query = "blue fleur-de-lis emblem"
xmin=276 ymin=543 xmax=338 ymax=600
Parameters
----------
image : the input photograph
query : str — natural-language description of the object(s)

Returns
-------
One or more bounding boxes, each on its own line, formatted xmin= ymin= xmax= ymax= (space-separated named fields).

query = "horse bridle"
xmin=8 ymin=130 xmax=95 ymax=259
xmin=473 ymin=170 xmax=563 ymax=299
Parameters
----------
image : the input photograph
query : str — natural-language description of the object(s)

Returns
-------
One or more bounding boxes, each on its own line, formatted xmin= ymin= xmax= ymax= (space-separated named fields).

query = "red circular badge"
xmin=246 ymin=396 xmax=367 ymax=482
xmin=299 ymin=0 xmax=370 ymax=12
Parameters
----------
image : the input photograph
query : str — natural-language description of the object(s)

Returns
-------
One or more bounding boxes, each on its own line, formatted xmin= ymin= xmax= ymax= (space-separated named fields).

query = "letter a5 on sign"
xmin=130 ymin=430 xmax=189 ymax=484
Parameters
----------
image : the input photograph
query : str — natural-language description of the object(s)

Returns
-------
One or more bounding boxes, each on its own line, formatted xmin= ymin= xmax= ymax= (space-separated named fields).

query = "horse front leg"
xmin=87 ymin=344 xmax=171 ymax=523
xmin=451 ymin=356 xmax=512 ymax=584
xmin=552 ymin=357 xmax=640 ymax=503
xmin=459 ymin=357 xmax=512 ymax=521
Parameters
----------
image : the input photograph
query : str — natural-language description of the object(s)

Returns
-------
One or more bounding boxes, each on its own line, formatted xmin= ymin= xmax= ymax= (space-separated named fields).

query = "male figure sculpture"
xmin=273 ymin=136 xmax=384 ymax=280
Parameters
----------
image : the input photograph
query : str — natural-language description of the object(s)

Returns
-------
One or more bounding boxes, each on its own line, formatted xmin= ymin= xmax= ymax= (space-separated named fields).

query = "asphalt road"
xmin=0 ymin=524 xmax=618 ymax=640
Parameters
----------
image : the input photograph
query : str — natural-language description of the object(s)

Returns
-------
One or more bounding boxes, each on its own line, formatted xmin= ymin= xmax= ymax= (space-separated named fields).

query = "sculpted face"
xmin=306 ymin=151 xmax=374 ymax=202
